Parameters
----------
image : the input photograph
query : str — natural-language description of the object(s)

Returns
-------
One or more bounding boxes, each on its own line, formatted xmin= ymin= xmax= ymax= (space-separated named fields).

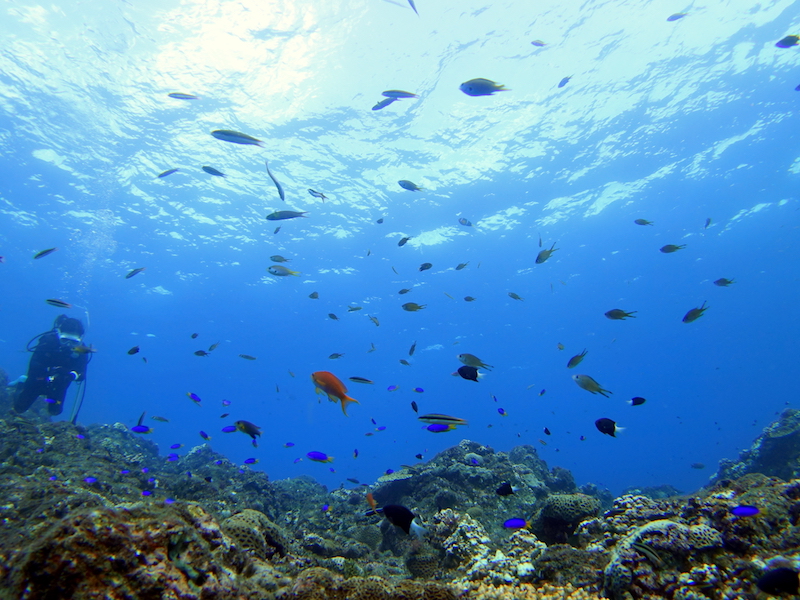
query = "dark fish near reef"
xmin=127 ymin=346 xmax=140 ymax=355
xmin=131 ymin=412 xmax=152 ymax=434
xmin=211 ymin=129 xmax=264 ymax=146
xmin=459 ymin=78 xmax=507 ymax=96
xmin=536 ymin=243 xmax=558 ymax=264
xmin=682 ymin=301 xmax=708 ymax=323
xmin=629 ymin=396 xmax=646 ymax=406
xmin=757 ymin=567 xmax=799 ymax=595
xmin=46 ymin=299 xmax=72 ymax=308
xmin=457 ymin=365 xmax=480 ymax=382
xmin=660 ymin=244 xmax=686 ymax=253
xmin=265 ymin=161 xmax=285 ymax=201
xmin=573 ymin=374 xmax=612 ymax=397
xmin=634 ymin=219 xmax=653 ymax=226
xmin=775 ymin=35 xmax=800 ymax=48
xmin=239 ymin=354 xmax=257 ymax=360
xmin=496 ymin=482 xmax=519 ymax=496
xmin=398 ymin=236 xmax=412 ymax=246
xmin=168 ymin=92 xmax=198 ymax=99
xmin=567 ymin=349 xmax=587 ymax=369
xmin=202 ymin=166 xmax=226 ymax=177
xmin=419 ymin=262 xmax=432 ymax=272
xmin=372 ymin=97 xmax=397 ymax=111
xmin=605 ymin=309 xmax=637 ymax=320
xmin=595 ymin=418 xmax=622 ymax=437
xmin=557 ymin=76 xmax=572 ymax=88
xmin=398 ymin=180 xmax=423 ymax=191
xmin=125 ymin=267 xmax=146 ymax=279
xmin=266 ymin=210 xmax=308 ymax=222
xmin=382 ymin=504 xmax=425 ymax=536
xmin=235 ymin=420 xmax=262 ymax=444
xmin=34 ymin=247 xmax=58 ymax=259
xmin=713 ymin=278 xmax=734 ymax=287
xmin=157 ymin=168 xmax=179 ymax=178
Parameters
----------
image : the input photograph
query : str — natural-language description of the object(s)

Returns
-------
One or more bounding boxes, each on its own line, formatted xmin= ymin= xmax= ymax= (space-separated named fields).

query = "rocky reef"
xmin=2 ymin=371 xmax=800 ymax=599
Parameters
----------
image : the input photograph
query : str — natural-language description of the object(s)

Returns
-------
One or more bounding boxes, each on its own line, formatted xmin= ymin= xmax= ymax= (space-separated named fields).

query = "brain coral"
xmin=541 ymin=493 xmax=601 ymax=522
xmin=221 ymin=508 xmax=287 ymax=560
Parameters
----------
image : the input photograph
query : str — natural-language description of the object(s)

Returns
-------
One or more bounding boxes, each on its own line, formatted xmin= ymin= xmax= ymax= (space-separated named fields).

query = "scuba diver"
xmin=11 ymin=314 xmax=91 ymax=418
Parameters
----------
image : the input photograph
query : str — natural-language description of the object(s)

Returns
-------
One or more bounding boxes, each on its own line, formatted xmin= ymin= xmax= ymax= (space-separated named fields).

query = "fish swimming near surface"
xmin=567 ymin=349 xmax=588 ymax=369
xmin=458 ymin=218 xmax=472 ymax=226
xmin=157 ymin=168 xmax=179 ymax=178
xmin=419 ymin=262 xmax=432 ymax=272
xmin=202 ymin=166 xmax=226 ymax=177
xmin=682 ymin=301 xmax=708 ymax=323
xmin=409 ymin=341 xmax=417 ymax=356
xmin=368 ymin=315 xmax=380 ymax=326
xmin=311 ymin=371 xmax=360 ymax=416
xmin=45 ymin=299 xmax=72 ymax=308
xmin=265 ymin=161 xmax=285 ymax=201
xmin=464 ymin=296 xmax=476 ymax=302
xmin=266 ymin=211 xmax=308 ymax=220
xmin=660 ymin=244 xmax=686 ymax=253
xmin=536 ymin=243 xmax=559 ymax=264
xmin=329 ymin=313 xmax=339 ymax=320
xmin=168 ymin=92 xmax=198 ymax=99
xmin=372 ymin=97 xmax=397 ymax=111
xmin=270 ymin=255 xmax=290 ymax=262
xmin=605 ymin=309 xmax=637 ymax=320
xmin=458 ymin=353 xmax=493 ymax=370
xmin=666 ymin=12 xmax=687 ymax=21
xmin=268 ymin=265 xmax=300 ymax=277
xmin=398 ymin=236 xmax=412 ymax=246
xmin=308 ymin=189 xmax=328 ymax=201
xmin=125 ymin=267 xmax=146 ymax=279
xmin=194 ymin=350 xmax=210 ymax=356
xmin=572 ymin=374 xmax=612 ymax=397
xmin=329 ymin=353 xmax=345 ymax=359
xmin=459 ymin=78 xmax=507 ymax=96
xmin=595 ymin=418 xmax=622 ymax=437
xmin=382 ymin=90 xmax=418 ymax=98
xmin=531 ymin=40 xmax=546 ymax=46
xmin=405 ymin=0 xmax=419 ymax=16
xmin=557 ymin=76 xmax=572 ymax=88
xmin=34 ymin=248 xmax=58 ymax=259
xmin=211 ymin=129 xmax=264 ymax=146
xmin=775 ymin=35 xmax=800 ymax=48
xmin=398 ymin=180 xmax=423 ymax=191
xmin=411 ymin=401 xmax=418 ymax=413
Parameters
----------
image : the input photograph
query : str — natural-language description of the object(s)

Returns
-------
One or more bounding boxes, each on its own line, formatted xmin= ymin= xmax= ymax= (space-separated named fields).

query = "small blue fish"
xmin=372 ymin=97 xmax=397 ymax=111
xmin=284 ymin=442 xmax=295 ymax=447
xmin=558 ymin=76 xmax=572 ymax=88
xmin=307 ymin=451 xmax=334 ymax=463
xmin=221 ymin=426 xmax=237 ymax=433
xmin=459 ymin=78 xmax=507 ymax=96
xmin=413 ymin=387 xmax=424 ymax=393
xmin=387 ymin=385 xmax=399 ymax=392
xmin=458 ymin=218 xmax=472 ymax=227
xmin=498 ymin=408 xmax=507 ymax=416
xmin=168 ymin=92 xmax=198 ymax=100
xmin=426 ymin=423 xmax=456 ymax=433
xmin=503 ymin=518 xmax=528 ymax=529
xmin=202 ymin=166 xmax=226 ymax=177
xmin=211 ymin=129 xmax=263 ymax=146
xmin=142 ymin=490 xmax=152 ymax=496
xmin=84 ymin=476 xmax=98 ymax=484
xmin=354 ymin=448 xmax=359 ymax=458
xmin=157 ymin=168 xmax=179 ymax=178
xmin=199 ymin=430 xmax=211 ymax=441
xmin=382 ymin=90 xmax=418 ymax=98
xmin=187 ymin=392 xmax=202 ymax=405
xmin=131 ymin=412 xmax=152 ymax=434
xmin=666 ymin=12 xmax=687 ymax=21
xmin=407 ymin=0 xmax=419 ymax=15
xmin=730 ymin=505 xmax=759 ymax=517
xmin=167 ymin=453 xmax=179 ymax=462
xmin=322 ymin=503 xmax=330 ymax=511
xmin=265 ymin=160 xmax=285 ymax=201
xmin=398 ymin=180 xmax=423 ymax=191
xmin=244 ymin=458 xmax=258 ymax=465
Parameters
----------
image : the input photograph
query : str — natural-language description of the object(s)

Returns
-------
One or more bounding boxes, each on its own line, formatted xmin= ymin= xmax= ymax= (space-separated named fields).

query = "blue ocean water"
xmin=1 ymin=0 xmax=799 ymax=497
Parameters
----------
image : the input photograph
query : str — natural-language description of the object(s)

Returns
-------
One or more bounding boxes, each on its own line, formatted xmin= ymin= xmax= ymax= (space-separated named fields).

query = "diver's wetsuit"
xmin=14 ymin=331 xmax=88 ymax=416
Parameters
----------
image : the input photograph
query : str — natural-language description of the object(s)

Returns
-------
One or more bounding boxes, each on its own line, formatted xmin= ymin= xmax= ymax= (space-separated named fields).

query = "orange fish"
xmin=311 ymin=371 xmax=360 ymax=416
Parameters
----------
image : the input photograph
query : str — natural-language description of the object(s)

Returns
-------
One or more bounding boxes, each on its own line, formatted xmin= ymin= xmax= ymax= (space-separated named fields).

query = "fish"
xmin=308 ymin=189 xmax=328 ymax=201
xmin=776 ymin=35 xmax=800 ymax=48
xmin=387 ymin=385 xmax=399 ymax=392
xmin=536 ymin=243 xmax=559 ymax=264
xmin=660 ymin=244 xmax=686 ymax=253
xmin=544 ymin=427 xmax=551 ymax=435
xmin=265 ymin=160 xmax=285 ymax=201
xmin=168 ymin=92 xmax=198 ymax=99
xmin=284 ymin=442 xmax=295 ymax=447
xmin=307 ymin=451 xmax=334 ymax=463
xmin=572 ymin=374 xmax=612 ymax=397
xmin=309 ymin=292 xmax=319 ymax=299
xmin=629 ymin=396 xmax=646 ymax=406
xmin=508 ymin=292 xmax=524 ymax=301
xmin=496 ymin=482 xmax=519 ymax=496
xmin=690 ymin=463 xmax=705 ymax=470
xmin=383 ymin=504 xmax=425 ymax=537
xmin=348 ymin=306 xmax=362 ymax=312
xmin=347 ymin=478 xmax=359 ymax=484
xmin=270 ymin=255 xmax=290 ymax=263
xmin=372 ymin=97 xmax=398 ymax=111
xmin=329 ymin=353 xmax=345 ymax=359
xmin=34 ymin=248 xmax=58 ymax=259
xmin=194 ymin=350 xmax=210 ymax=357
xmin=157 ymin=168 xmax=179 ymax=178
xmin=377 ymin=218 xmax=384 ymax=224
xmin=239 ymin=354 xmax=257 ymax=360
xmin=458 ymin=353 xmax=493 ymax=370
xmin=557 ymin=76 xmax=572 ymax=88
xmin=202 ymin=166 xmax=226 ymax=177
xmin=220 ymin=413 xmax=230 ymax=418
xmin=538 ymin=234 xmax=542 ymax=247
xmin=221 ymin=426 xmax=237 ymax=433
xmin=311 ymin=371 xmax=359 ymax=416
xmin=199 ymin=430 xmax=211 ymax=441
xmin=399 ymin=359 xmax=411 ymax=366
xmin=557 ymin=343 xmax=565 ymax=350
xmin=382 ymin=90 xmax=418 ymax=98
xmin=187 ymin=392 xmax=202 ymax=405
xmin=191 ymin=333 xmax=199 ymax=339
xmin=274 ymin=227 xmax=281 ymax=234
xmin=349 ymin=377 xmax=374 ymax=384
xmin=125 ymin=267 xmax=146 ymax=279
xmin=458 ymin=218 xmax=472 ymax=227
xmin=704 ymin=218 xmax=712 ymax=229
xmin=131 ymin=412 xmax=152 ymax=434
xmin=567 ymin=349 xmax=588 ymax=369
xmin=211 ymin=129 xmax=264 ymax=146
xmin=368 ymin=343 xmax=377 ymax=353
xmin=666 ymin=12 xmax=687 ymax=21
xmin=730 ymin=505 xmax=759 ymax=517
xmin=235 ymin=420 xmax=262 ymax=444
xmin=409 ymin=341 xmax=417 ymax=356
xmin=418 ymin=413 xmax=468 ymax=426
xmin=392 ymin=267 xmax=399 ymax=274
xmin=368 ymin=315 xmax=380 ymax=326
xmin=464 ymin=296 xmax=477 ymax=302
xmin=682 ymin=301 xmax=708 ymax=323
xmin=595 ymin=418 xmax=622 ymax=437
xmin=151 ymin=416 xmax=169 ymax=423
xmin=329 ymin=313 xmax=339 ymax=321
xmin=222 ymin=399 xmax=232 ymax=406
xmin=268 ymin=265 xmax=300 ymax=277
xmin=266 ymin=210 xmax=308 ymax=221
xmin=503 ymin=518 xmax=529 ymax=529
xmin=444 ymin=293 xmax=454 ymax=300
xmin=405 ymin=0 xmax=419 ymax=16
xmin=459 ymin=78 xmax=507 ymax=96
xmin=497 ymin=408 xmax=507 ymax=416
xmin=415 ymin=453 xmax=423 ymax=460
xmin=713 ymin=278 xmax=734 ymax=287
xmin=127 ymin=346 xmax=140 ymax=355
xmin=757 ymin=568 xmax=799 ymax=595
xmin=634 ymin=219 xmax=653 ymax=226
xmin=208 ymin=342 xmax=220 ymax=352
xmin=45 ymin=299 xmax=72 ymax=308
xmin=455 ymin=262 xmax=469 ymax=270
xmin=402 ymin=303 xmax=426 ymax=312
xmin=457 ymin=365 xmax=480 ymax=382
xmin=398 ymin=180 xmax=423 ymax=191
xmin=605 ymin=309 xmax=637 ymax=320
xmin=411 ymin=401 xmax=418 ymax=413
xmin=398 ymin=236 xmax=412 ymax=247
xmin=419 ymin=263 xmax=432 ymax=272
xmin=243 ymin=458 xmax=258 ymax=465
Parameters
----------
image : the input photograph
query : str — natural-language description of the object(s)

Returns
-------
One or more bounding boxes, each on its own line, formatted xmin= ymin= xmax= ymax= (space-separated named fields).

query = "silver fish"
xmin=211 ymin=129 xmax=263 ymax=146
xmin=265 ymin=160 xmax=285 ymax=201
